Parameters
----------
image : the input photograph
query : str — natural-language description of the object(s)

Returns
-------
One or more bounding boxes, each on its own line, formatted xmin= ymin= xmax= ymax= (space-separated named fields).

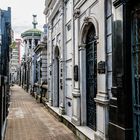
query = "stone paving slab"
xmin=5 ymin=85 xmax=77 ymax=140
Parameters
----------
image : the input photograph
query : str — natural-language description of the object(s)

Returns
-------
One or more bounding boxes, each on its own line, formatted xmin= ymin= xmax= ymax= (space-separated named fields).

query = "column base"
xmin=94 ymin=92 xmax=109 ymax=140
xmin=49 ymin=98 xmax=53 ymax=106
xmin=94 ymin=131 xmax=108 ymax=140
xmin=59 ymin=105 xmax=65 ymax=115
xmin=72 ymin=89 xmax=81 ymax=126
xmin=71 ymin=116 xmax=80 ymax=126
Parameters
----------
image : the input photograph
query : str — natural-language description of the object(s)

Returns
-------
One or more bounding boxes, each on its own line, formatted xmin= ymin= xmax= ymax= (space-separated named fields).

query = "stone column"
xmin=49 ymin=64 xmax=53 ymax=105
xmin=79 ymin=44 xmax=86 ymax=125
xmin=59 ymin=3 xmax=65 ymax=115
xmin=23 ymin=40 xmax=27 ymax=86
xmin=31 ymin=38 xmax=35 ymax=89
xmin=94 ymin=1 xmax=109 ymax=137
xmin=48 ymin=24 xmax=53 ymax=106
xmin=26 ymin=39 xmax=30 ymax=91
xmin=71 ymin=8 xmax=81 ymax=125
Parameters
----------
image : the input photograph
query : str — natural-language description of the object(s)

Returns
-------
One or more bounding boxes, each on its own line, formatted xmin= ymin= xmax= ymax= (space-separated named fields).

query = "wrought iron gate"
xmin=132 ymin=9 xmax=140 ymax=140
xmin=86 ymin=25 xmax=97 ymax=130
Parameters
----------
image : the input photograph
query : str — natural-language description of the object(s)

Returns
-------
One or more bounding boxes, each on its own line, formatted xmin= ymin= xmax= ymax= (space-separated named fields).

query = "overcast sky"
xmin=0 ymin=0 xmax=45 ymax=39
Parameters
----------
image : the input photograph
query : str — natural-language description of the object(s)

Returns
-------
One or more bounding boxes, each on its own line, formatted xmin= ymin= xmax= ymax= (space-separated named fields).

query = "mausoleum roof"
xmin=21 ymin=28 xmax=42 ymax=38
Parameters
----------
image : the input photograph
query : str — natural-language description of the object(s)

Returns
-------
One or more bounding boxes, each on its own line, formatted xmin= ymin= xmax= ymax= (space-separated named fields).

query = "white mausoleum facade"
xmin=44 ymin=0 xmax=112 ymax=139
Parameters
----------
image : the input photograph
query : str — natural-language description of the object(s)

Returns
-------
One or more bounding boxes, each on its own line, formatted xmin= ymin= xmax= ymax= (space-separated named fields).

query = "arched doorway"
xmin=131 ymin=5 xmax=140 ymax=140
xmin=86 ymin=24 xmax=97 ymax=130
xmin=54 ymin=46 xmax=60 ymax=107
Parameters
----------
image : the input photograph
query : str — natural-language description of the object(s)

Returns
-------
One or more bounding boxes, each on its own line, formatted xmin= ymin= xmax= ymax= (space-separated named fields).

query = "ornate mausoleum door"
xmin=132 ymin=9 xmax=140 ymax=140
xmin=86 ymin=25 xmax=97 ymax=130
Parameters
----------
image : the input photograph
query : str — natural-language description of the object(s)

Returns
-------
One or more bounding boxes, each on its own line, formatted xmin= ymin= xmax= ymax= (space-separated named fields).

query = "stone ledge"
xmin=41 ymin=97 xmax=48 ymax=105
xmin=44 ymin=102 xmax=95 ymax=140
xmin=45 ymin=103 xmax=62 ymax=122
xmin=35 ymin=94 xmax=41 ymax=103
xmin=30 ymin=95 xmax=95 ymax=140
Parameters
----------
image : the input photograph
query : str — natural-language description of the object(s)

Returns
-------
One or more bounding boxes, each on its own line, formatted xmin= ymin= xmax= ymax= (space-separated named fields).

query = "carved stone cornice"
xmin=48 ymin=0 xmax=62 ymax=22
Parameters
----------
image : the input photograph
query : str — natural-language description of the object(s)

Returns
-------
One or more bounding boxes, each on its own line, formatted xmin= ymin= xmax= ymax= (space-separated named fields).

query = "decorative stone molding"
xmin=84 ymin=16 xmax=90 ymax=25
xmin=59 ymin=105 xmax=65 ymax=115
xmin=79 ymin=44 xmax=86 ymax=49
xmin=94 ymin=97 xmax=109 ymax=106
xmin=48 ymin=0 xmax=62 ymax=22
xmin=73 ymin=8 xmax=80 ymax=19
xmin=72 ymin=89 xmax=80 ymax=97
xmin=48 ymin=24 xmax=52 ymax=30
xmin=72 ymin=89 xmax=81 ymax=126
xmin=59 ymin=6 xmax=64 ymax=16
xmin=80 ymin=16 xmax=99 ymax=43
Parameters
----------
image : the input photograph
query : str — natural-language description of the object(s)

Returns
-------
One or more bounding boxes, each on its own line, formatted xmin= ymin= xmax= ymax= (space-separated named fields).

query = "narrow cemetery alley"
xmin=5 ymin=85 xmax=77 ymax=140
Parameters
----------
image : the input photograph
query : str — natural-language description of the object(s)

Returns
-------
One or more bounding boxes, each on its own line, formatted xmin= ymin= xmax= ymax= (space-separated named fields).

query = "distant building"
xmin=21 ymin=15 xmax=42 ymax=92
xmin=10 ymin=39 xmax=21 ymax=83
xmin=34 ymin=25 xmax=47 ymax=84
xmin=0 ymin=7 xmax=11 ymax=140
xmin=33 ymin=25 xmax=47 ymax=101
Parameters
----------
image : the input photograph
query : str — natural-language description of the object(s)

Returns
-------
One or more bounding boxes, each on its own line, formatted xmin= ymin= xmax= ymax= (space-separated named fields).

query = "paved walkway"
xmin=5 ymin=85 xmax=77 ymax=140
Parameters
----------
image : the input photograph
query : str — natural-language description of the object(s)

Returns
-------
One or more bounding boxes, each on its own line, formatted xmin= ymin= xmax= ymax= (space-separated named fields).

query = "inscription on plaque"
xmin=97 ymin=61 xmax=105 ymax=74
xmin=74 ymin=65 xmax=78 ymax=81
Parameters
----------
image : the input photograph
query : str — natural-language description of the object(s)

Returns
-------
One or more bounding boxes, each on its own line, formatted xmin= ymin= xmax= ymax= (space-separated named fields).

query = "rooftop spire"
xmin=32 ymin=15 xmax=38 ymax=29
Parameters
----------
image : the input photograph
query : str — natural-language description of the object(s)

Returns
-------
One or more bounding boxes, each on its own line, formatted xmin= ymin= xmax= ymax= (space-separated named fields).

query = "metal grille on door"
xmin=132 ymin=9 xmax=140 ymax=140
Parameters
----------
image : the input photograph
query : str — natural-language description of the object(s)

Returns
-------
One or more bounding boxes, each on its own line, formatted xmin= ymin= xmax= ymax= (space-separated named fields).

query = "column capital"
xmin=79 ymin=44 xmax=86 ymax=51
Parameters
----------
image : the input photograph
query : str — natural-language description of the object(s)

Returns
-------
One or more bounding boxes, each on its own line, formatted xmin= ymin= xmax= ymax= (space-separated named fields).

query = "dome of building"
xmin=21 ymin=28 xmax=42 ymax=38
xmin=21 ymin=15 xmax=42 ymax=38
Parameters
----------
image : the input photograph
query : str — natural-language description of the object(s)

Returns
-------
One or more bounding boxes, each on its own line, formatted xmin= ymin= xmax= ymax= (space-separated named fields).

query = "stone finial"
xmin=32 ymin=15 xmax=38 ymax=29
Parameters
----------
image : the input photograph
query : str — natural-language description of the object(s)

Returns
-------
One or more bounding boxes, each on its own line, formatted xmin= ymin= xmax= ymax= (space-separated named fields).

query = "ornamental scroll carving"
xmin=73 ymin=8 xmax=80 ymax=19
xmin=84 ymin=16 xmax=90 ymax=25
